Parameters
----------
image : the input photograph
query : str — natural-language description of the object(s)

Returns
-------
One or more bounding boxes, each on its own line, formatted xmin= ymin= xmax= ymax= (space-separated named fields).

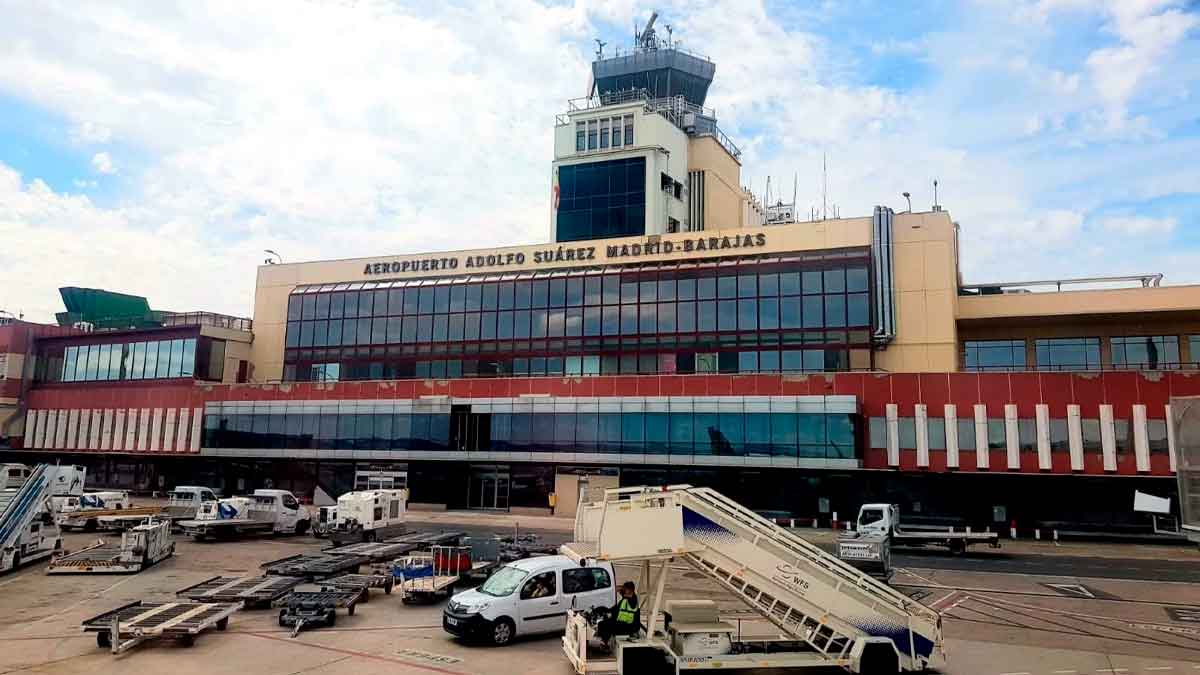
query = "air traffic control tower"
xmin=551 ymin=12 xmax=763 ymax=243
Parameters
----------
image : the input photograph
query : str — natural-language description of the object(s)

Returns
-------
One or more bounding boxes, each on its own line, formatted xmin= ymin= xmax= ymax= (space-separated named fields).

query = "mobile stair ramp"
xmin=1 ymin=464 xmax=60 ymax=571
xmin=563 ymin=485 xmax=943 ymax=671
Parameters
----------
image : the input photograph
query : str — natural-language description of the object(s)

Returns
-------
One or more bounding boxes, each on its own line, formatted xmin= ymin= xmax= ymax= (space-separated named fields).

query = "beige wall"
xmin=875 ymin=211 xmax=960 ymax=373
xmin=200 ymin=325 xmax=254 ymax=384
xmin=687 ymin=135 xmax=749 ymax=231
xmin=250 ymin=220 xmax=875 ymax=381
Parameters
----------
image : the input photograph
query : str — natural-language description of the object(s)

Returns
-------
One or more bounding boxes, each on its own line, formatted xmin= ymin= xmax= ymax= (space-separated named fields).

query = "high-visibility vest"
xmin=616 ymin=598 xmax=637 ymax=624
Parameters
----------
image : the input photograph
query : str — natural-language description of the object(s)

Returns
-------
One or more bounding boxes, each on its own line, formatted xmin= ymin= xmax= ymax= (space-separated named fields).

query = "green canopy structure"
xmin=55 ymin=287 xmax=165 ymax=330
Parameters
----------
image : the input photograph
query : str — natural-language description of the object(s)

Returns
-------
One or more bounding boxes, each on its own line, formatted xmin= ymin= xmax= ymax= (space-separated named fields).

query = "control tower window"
xmin=624 ymin=115 xmax=634 ymax=146
xmin=611 ymin=119 xmax=622 ymax=146
xmin=600 ymin=119 xmax=610 ymax=149
xmin=575 ymin=122 xmax=586 ymax=152
xmin=587 ymin=120 xmax=598 ymax=150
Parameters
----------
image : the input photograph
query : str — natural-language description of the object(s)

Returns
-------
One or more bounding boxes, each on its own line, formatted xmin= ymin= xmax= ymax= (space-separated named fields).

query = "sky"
xmin=0 ymin=0 xmax=1197 ymax=322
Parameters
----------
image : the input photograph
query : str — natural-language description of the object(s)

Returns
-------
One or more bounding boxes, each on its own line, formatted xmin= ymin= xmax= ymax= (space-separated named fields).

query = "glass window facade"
xmin=283 ymin=255 xmax=873 ymax=381
xmin=1111 ymin=336 xmax=1180 ymax=370
xmin=47 ymin=337 xmax=199 ymax=383
xmin=204 ymin=404 xmax=859 ymax=460
xmin=1035 ymin=337 xmax=1101 ymax=371
xmin=963 ymin=340 xmax=1026 ymax=371
xmin=556 ymin=157 xmax=646 ymax=242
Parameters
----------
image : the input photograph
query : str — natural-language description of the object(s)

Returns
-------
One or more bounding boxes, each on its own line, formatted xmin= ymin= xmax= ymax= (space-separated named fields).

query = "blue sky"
xmin=0 ymin=0 xmax=1197 ymax=321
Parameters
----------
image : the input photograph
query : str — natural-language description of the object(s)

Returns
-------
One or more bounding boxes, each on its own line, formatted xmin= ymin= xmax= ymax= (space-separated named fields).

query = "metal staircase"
xmin=567 ymin=485 xmax=942 ymax=671
xmin=0 ymin=465 xmax=54 ymax=555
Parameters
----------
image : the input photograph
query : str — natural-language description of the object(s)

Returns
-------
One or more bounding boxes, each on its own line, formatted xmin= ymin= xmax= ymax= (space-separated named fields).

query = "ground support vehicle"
xmin=58 ymin=505 xmax=161 ymax=532
xmin=0 ymin=464 xmax=68 ymax=573
xmin=327 ymin=489 xmax=407 ymax=545
xmin=275 ymin=590 xmax=361 ymax=637
xmin=395 ymin=545 xmax=471 ymax=603
xmin=177 ymin=575 xmax=305 ymax=609
xmin=444 ymin=553 xmax=617 ymax=646
xmin=1172 ymin=398 xmax=1200 ymax=548
xmin=261 ymin=552 xmax=367 ymax=580
xmin=81 ymin=600 xmax=241 ymax=653
xmin=164 ymin=486 xmax=219 ymax=523
xmin=47 ymin=518 xmax=174 ymax=574
xmin=836 ymin=532 xmax=893 ymax=582
xmin=320 ymin=572 xmax=395 ymax=602
xmin=179 ymin=489 xmax=309 ymax=540
xmin=560 ymin=485 xmax=943 ymax=674
xmin=856 ymin=503 xmax=998 ymax=555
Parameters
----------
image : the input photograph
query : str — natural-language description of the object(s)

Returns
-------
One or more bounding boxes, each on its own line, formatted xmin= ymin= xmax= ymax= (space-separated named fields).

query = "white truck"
xmin=1 ymin=465 xmax=78 ymax=573
xmin=179 ymin=489 xmax=310 ymax=540
xmin=53 ymin=491 xmax=132 ymax=530
xmin=326 ymin=489 xmax=406 ymax=545
xmin=853 ymin=503 xmax=999 ymax=555
xmin=164 ymin=486 xmax=220 ymax=522
xmin=47 ymin=517 xmax=175 ymax=574
xmin=561 ymin=485 xmax=943 ymax=675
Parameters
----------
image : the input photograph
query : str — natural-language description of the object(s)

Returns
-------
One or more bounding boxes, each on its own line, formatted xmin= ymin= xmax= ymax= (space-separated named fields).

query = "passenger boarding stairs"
xmin=0 ymin=465 xmax=56 ymax=555
xmin=567 ymin=485 xmax=942 ymax=671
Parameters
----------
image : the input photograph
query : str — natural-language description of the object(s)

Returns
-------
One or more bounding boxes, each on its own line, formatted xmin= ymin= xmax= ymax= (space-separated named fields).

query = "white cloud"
xmin=89 ymin=152 xmax=115 ymax=174
xmin=1098 ymin=215 xmax=1177 ymax=235
xmin=71 ymin=121 xmax=112 ymax=144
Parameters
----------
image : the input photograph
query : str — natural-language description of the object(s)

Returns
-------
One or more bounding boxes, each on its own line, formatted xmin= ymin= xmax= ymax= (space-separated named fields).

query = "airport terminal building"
xmin=5 ymin=30 xmax=1200 ymax=529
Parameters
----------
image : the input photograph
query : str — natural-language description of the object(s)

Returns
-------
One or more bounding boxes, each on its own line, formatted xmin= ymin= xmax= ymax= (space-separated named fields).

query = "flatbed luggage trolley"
xmin=261 ymin=552 xmax=368 ymax=580
xmin=275 ymin=590 xmax=361 ymax=636
xmin=177 ymin=575 xmax=305 ymax=609
xmin=394 ymin=545 xmax=468 ymax=604
xmin=81 ymin=600 xmax=241 ymax=653
xmin=320 ymin=572 xmax=395 ymax=602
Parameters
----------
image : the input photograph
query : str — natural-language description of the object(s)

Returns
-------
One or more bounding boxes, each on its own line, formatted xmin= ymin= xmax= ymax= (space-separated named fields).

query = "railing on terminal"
xmin=56 ymin=311 xmax=252 ymax=333
xmin=959 ymin=273 xmax=1164 ymax=295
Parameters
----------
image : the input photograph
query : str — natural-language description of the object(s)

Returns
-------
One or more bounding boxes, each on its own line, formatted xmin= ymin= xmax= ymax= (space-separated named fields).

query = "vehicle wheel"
xmin=278 ymin=610 xmax=289 ymax=627
xmin=949 ymin=539 xmax=966 ymax=556
xmin=179 ymin=634 xmax=195 ymax=648
xmin=348 ymin=603 xmax=356 ymax=616
xmin=359 ymin=590 xmax=370 ymax=604
xmin=115 ymin=504 xmax=123 ymax=510
xmin=84 ymin=519 xmax=98 ymax=532
xmin=11 ymin=552 xmax=20 ymax=570
xmin=96 ymin=631 xmax=111 ymax=649
xmin=216 ymin=618 xmax=228 ymax=631
xmin=295 ymin=520 xmax=310 ymax=535
xmin=384 ymin=580 xmax=393 ymax=595
xmin=490 ymin=618 xmax=515 ymax=646
xmin=328 ymin=610 xmax=338 ymax=626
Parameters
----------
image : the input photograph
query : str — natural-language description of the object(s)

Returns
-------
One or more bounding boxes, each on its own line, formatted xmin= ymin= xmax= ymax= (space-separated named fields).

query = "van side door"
xmin=516 ymin=570 xmax=564 ymax=635
xmin=563 ymin=566 xmax=616 ymax=615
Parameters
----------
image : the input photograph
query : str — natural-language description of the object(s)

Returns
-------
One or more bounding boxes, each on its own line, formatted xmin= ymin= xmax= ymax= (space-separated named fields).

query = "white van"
xmin=165 ymin=486 xmax=219 ymax=521
xmin=443 ymin=555 xmax=616 ymax=646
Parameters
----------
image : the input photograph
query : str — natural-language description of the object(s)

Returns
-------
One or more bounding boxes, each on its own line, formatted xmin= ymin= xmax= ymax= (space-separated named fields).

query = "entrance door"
xmin=468 ymin=466 xmax=510 ymax=510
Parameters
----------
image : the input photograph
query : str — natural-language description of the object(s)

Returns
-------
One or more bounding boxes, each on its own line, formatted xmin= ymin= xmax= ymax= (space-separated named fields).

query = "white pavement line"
xmin=1050 ymin=670 xmax=1077 ymax=674
xmin=1095 ymin=669 xmax=1129 ymax=673
xmin=998 ymin=671 xmax=1031 ymax=675
xmin=1145 ymin=666 xmax=1175 ymax=671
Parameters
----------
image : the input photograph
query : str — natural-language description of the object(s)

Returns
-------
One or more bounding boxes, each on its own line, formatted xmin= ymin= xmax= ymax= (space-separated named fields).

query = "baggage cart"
xmin=177 ymin=575 xmax=305 ymax=609
xmin=81 ymin=600 xmax=241 ymax=653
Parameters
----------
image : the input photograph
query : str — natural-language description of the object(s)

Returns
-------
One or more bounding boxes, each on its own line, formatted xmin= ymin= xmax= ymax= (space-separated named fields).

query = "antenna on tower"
xmin=933 ymin=179 xmax=942 ymax=212
xmin=665 ymin=24 xmax=673 ymax=48
xmin=594 ymin=38 xmax=607 ymax=59
xmin=821 ymin=151 xmax=828 ymax=221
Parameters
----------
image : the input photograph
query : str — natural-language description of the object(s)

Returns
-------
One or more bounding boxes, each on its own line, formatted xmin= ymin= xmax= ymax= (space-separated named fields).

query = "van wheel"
xmin=295 ymin=520 xmax=310 ymax=535
xmin=948 ymin=539 xmax=966 ymax=556
xmin=96 ymin=631 xmax=111 ymax=649
xmin=490 ymin=618 xmax=515 ymax=646
xmin=859 ymin=642 xmax=900 ymax=674
xmin=84 ymin=519 xmax=98 ymax=532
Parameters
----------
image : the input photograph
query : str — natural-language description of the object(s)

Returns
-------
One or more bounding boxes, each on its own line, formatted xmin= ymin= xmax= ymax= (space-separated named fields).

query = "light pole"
xmin=902 ymin=192 xmax=912 ymax=213
xmin=263 ymin=249 xmax=283 ymax=265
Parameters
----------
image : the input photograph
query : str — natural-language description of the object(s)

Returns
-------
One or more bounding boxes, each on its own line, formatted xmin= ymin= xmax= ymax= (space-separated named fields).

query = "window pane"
xmin=181 ymin=339 xmax=196 ymax=377
xmin=957 ymin=419 xmax=976 ymax=450
xmin=1035 ymin=338 xmax=1101 ymax=371
xmin=965 ymin=340 xmax=1026 ymax=372
xmin=737 ymin=299 xmax=757 ymax=330
xmin=169 ymin=339 xmax=185 ymax=378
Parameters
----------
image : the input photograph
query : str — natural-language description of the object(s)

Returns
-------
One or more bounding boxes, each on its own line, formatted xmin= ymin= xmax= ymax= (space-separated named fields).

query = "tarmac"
xmin=0 ymin=508 xmax=1195 ymax=675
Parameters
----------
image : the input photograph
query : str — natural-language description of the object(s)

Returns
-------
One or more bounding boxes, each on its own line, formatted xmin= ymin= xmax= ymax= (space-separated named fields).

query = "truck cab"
xmin=251 ymin=489 xmax=308 ymax=534
xmin=856 ymin=504 xmax=896 ymax=536
xmin=165 ymin=486 xmax=218 ymax=521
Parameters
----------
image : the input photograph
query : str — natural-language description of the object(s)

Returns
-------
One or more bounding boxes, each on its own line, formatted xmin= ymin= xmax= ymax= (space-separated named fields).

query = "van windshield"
xmin=478 ymin=566 xmax=530 ymax=597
